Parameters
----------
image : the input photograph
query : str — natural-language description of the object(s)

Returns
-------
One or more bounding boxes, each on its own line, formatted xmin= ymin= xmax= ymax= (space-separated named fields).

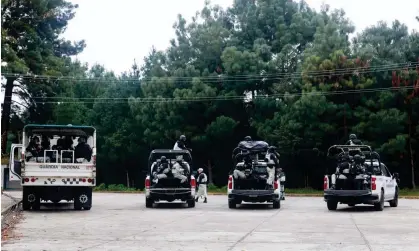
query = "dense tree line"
xmin=2 ymin=0 xmax=419 ymax=189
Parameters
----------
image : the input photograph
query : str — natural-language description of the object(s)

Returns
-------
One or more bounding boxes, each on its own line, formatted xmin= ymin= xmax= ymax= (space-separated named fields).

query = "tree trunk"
xmin=408 ymin=109 xmax=416 ymax=189
xmin=207 ymin=160 xmax=214 ymax=184
xmin=1 ymin=77 xmax=16 ymax=154
xmin=126 ymin=170 xmax=130 ymax=188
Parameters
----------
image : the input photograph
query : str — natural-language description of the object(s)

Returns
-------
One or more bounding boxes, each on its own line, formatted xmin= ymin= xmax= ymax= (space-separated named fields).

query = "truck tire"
xmin=273 ymin=200 xmax=280 ymax=209
xmin=145 ymin=198 xmax=153 ymax=208
xmin=389 ymin=188 xmax=398 ymax=207
xmin=228 ymin=200 xmax=236 ymax=209
xmin=327 ymin=200 xmax=338 ymax=211
xmin=374 ymin=190 xmax=385 ymax=211
xmin=187 ymin=199 xmax=195 ymax=208
xmin=22 ymin=187 xmax=40 ymax=211
xmin=74 ymin=187 xmax=92 ymax=210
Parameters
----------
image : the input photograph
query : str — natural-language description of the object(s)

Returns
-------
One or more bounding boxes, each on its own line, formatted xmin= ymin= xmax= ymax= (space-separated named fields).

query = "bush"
xmin=94 ymin=183 xmax=107 ymax=191
xmin=93 ymin=183 xmax=138 ymax=192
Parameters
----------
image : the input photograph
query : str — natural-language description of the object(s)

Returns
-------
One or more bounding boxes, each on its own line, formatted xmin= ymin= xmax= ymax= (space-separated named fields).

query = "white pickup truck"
xmin=323 ymin=145 xmax=399 ymax=211
xmin=9 ymin=124 xmax=97 ymax=210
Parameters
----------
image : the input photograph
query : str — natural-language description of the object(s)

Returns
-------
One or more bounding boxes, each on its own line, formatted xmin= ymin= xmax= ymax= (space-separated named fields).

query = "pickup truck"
xmin=323 ymin=145 xmax=399 ymax=211
xmin=9 ymin=124 xmax=97 ymax=210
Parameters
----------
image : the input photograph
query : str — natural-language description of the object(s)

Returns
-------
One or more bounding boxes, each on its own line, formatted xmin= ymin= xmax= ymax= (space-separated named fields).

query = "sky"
xmin=63 ymin=0 xmax=419 ymax=75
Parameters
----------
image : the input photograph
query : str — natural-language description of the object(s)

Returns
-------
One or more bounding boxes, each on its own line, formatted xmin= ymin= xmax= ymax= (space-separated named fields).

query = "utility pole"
xmin=1 ymin=76 xmax=17 ymax=154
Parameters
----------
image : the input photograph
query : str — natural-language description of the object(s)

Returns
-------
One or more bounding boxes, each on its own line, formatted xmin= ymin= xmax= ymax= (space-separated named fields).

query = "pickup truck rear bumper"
xmin=229 ymin=189 xmax=279 ymax=203
xmin=148 ymin=188 xmax=193 ymax=201
xmin=324 ymin=189 xmax=379 ymax=204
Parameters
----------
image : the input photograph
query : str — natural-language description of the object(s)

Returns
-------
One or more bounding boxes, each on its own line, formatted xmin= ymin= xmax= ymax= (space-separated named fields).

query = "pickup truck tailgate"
xmin=324 ymin=189 xmax=372 ymax=197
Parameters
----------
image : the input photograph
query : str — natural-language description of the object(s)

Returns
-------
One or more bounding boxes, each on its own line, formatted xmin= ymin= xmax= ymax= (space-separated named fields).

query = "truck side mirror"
xmin=393 ymin=172 xmax=399 ymax=179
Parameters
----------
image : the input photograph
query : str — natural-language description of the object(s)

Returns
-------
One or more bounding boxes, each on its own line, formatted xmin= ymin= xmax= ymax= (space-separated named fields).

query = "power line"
xmin=1 ymin=62 xmax=418 ymax=83
xmin=3 ymin=86 xmax=416 ymax=104
xmin=5 ymin=85 xmax=416 ymax=100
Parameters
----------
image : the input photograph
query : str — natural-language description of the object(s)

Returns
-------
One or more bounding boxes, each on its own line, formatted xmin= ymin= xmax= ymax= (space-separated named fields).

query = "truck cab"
xmin=9 ymin=124 xmax=97 ymax=210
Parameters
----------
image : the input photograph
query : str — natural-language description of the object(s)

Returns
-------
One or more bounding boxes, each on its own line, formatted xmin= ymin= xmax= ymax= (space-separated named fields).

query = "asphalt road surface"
xmin=2 ymin=193 xmax=419 ymax=251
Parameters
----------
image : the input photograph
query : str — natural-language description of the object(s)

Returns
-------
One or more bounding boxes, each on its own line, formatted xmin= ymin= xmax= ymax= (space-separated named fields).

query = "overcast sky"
xmin=63 ymin=0 xmax=419 ymax=75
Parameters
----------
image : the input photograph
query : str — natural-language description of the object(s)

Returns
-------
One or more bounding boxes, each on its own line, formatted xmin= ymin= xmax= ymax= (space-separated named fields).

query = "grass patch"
xmin=93 ymin=183 xmax=138 ymax=192
xmin=399 ymin=189 xmax=419 ymax=196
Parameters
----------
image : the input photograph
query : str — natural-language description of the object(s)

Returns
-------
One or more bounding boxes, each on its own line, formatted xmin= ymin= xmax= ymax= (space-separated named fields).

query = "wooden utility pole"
xmin=1 ymin=77 xmax=17 ymax=154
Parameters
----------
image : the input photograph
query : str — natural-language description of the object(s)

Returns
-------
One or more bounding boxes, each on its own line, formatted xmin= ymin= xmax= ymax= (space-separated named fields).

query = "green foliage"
xmin=93 ymin=183 xmax=137 ymax=192
xmin=3 ymin=0 xmax=419 ymax=189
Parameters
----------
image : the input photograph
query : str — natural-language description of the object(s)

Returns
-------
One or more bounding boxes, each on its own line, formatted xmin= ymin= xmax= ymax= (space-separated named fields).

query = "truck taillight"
xmin=190 ymin=177 xmax=196 ymax=188
xmin=145 ymin=177 xmax=150 ymax=189
xmin=24 ymin=178 xmax=29 ymax=182
xmin=21 ymin=152 xmax=25 ymax=160
xmin=93 ymin=155 xmax=96 ymax=165
xmin=371 ymin=176 xmax=377 ymax=190
xmin=274 ymin=180 xmax=279 ymax=190
xmin=228 ymin=176 xmax=233 ymax=189
xmin=324 ymin=176 xmax=329 ymax=190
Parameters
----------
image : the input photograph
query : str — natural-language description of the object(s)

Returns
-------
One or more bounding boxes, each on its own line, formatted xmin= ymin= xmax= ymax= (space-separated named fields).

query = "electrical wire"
xmin=3 ymin=86 xmax=416 ymax=104
xmin=1 ymin=62 xmax=418 ymax=83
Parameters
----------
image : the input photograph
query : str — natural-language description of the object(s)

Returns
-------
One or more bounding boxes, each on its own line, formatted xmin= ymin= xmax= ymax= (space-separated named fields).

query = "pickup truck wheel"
xmin=228 ymin=200 xmax=236 ymax=209
xmin=374 ymin=190 xmax=385 ymax=211
xmin=74 ymin=188 xmax=92 ymax=210
xmin=327 ymin=200 xmax=338 ymax=211
xmin=23 ymin=188 xmax=40 ymax=210
xmin=273 ymin=200 xmax=280 ymax=209
xmin=187 ymin=199 xmax=195 ymax=208
xmin=145 ymin=198 xmax=153 ymax=208
xmin=389 ymin=188 xmax=398 ymax=207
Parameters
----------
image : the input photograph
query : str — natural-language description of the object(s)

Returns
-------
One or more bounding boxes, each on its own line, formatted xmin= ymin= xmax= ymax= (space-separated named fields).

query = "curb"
xmin=1 ymin=194 xmax=22 ymax=230
xmin=1 ymin=194 xmax=21 ymax=215
xmin=92 ymin=191 xmax=419 ymax=199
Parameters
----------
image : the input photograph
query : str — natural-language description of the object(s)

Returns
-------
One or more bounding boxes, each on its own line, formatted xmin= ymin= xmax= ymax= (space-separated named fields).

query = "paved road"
xmin=2 ymin=193 xmax=419 ymax=251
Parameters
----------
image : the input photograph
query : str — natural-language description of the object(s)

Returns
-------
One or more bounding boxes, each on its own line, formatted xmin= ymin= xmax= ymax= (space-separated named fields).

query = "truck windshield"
xmin=23 ymin=126 xmax=95 ymax=164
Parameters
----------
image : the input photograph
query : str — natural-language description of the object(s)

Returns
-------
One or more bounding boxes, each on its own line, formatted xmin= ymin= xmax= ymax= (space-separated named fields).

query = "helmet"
xmin=179 ymin=135 xmax=186 ymax=142
xmin=160 ymin=156 xmax=167 ymax=162
xmin=32 ymin=136 xmax=40 ymax=143
xmin=353 ymin=154 xmax=363 ymax=164
xmin=244 ymin=136 xmax=252 ymax=141
xmin=349 ymin=134 xmax=357 ymax=140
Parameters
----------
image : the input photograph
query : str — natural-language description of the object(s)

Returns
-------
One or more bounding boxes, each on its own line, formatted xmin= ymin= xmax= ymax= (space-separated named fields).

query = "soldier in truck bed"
xmin=346 ymin=134 xmax=363 ymax=145
xmin=75 ymin=136 xmax=93 ymax=162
